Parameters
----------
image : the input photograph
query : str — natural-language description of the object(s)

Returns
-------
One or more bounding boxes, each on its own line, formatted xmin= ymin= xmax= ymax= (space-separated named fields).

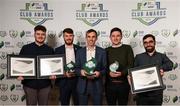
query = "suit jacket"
xmin=54 ymin=44 xmax=81 ymax=87
xmin=75 ymin=46 xmax=107 ymax=94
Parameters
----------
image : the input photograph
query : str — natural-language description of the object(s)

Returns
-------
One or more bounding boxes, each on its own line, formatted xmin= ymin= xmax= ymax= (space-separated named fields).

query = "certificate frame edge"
xmin=128 ymin=64 xmax=164 ymax=94
xmin=37 ymin=54 xmax=65 ymax=79
xmin=7 ymin=54 xmax=37 ymax=79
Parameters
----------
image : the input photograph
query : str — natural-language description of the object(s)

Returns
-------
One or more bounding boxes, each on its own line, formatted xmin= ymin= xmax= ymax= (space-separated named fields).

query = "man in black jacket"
xmin=17 ymin=25 xmax=54 ymax=105
xmin=134 ymin=34 xmax=173 ymax=105
xmin=55 ymin=28 xmax=81 ymax=105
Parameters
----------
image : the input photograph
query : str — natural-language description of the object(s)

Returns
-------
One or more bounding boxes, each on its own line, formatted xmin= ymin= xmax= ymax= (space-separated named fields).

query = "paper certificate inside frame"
xmin=37 ymin=55 xmax=65 ymax=78
xmin=129 ymin=65 xmax=164 ymax=94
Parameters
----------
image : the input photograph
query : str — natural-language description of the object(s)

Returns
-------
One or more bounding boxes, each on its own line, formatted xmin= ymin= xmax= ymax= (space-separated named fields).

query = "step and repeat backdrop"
xmin=0 ymin=0 xmax=180 ymax=105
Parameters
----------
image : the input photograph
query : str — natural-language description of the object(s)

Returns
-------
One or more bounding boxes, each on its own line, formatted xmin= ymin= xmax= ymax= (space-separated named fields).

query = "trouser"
xmin=59 ymin=79 xmax=78 ymax=105
xmin=136 ymin=93 xmax=163 ymax=106
xmin=78 ymin=81 xmax=102 ymax=105
xmin=23 ymin=85 xmax=51 ymax=105
xmin=106 ymin=82 xmax=130 ymax=105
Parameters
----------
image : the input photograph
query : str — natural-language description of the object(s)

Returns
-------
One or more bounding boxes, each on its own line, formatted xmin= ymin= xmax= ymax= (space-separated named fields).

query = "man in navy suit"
xmin=75 ymin=29 xmax=106 ymax=105
xmin=55 ymin=28 xmax=81 ymax=105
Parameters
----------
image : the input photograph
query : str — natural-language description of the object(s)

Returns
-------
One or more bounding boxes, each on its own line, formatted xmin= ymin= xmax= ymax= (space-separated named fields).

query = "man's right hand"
xmin=17 ymin=76 xmax=24 ymax=81
xmin=81 ymin=69 xmax=87 ymax=77
xmin=109 ymin=71 xmax=122 ymax=77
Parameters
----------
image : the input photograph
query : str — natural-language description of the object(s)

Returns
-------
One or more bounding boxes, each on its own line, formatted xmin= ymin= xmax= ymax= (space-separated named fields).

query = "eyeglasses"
xmin=143 ymin=40 xmax=154 ymax=45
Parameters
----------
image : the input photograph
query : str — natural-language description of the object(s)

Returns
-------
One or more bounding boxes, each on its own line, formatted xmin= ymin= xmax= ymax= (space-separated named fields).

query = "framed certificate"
xmin=128 ymin=65 xmax=164 ymax=94
xmin=7 ymin=55 xmax=36 ymax=79
xmin=37 ymin=55 xmax=65 ymax=79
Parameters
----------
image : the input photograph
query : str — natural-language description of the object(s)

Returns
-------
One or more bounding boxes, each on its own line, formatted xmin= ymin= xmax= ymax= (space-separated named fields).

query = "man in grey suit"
xmin=75 ymin=29 xmax=106 ymax=105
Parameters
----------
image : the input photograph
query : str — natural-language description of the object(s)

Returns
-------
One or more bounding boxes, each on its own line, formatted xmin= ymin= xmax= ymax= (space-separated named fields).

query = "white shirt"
xmin=65 ymin=45 xmax=75 ymax=64
xmin=86 ymin=46 xmax=96 ymax=61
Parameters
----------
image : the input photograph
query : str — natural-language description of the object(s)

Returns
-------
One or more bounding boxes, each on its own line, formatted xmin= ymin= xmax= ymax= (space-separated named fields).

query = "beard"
xmin=145 ymin=46 xmax=155 ymax=53
xmin=65 ymin=40 xmax=73 ymax=45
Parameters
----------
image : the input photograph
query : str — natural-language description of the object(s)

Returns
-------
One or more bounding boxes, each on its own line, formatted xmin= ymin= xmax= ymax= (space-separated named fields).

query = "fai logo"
xmin=48 ymin=31 xmax=56 ymax=39
xmin=169 ymin=41 xmax=177 ymax=48
xmin=122 ymin=30 xmax=131 ymax=38
xmin=10 ymin=94 xmax=19 ymax=103
xmin=132 ymin=0 xmax=167 ymax=26
xmin=0 ymin=95 xmax=8 ymax=101
xmin=168 ymin=74 xmax=177 ymax=81
xmin=76 ymin=2 xmax=108 ymax=26
xmin=20 ymin=1 xmax=54 ymax=26
xmin=9 ymin=30 xmax=18 ymax=38
xmin=0 ymin=84 xmax=8 ymax=92
xmin=0 ymin=52 xmax=7 ymax=60
xmin=0 ymin=31 xmax=7 ymax=37
xmin=163 ymin=95 xmax=170 ymax=103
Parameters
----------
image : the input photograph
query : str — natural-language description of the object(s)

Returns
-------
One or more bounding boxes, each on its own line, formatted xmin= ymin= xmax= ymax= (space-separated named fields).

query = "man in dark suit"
xmin=75 ymin=29 xmax=106 ymax=105
xmin=55 ymin=28 xmax=81 ymax=105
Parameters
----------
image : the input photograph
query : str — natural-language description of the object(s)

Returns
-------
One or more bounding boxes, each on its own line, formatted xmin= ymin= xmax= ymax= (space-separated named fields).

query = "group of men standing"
xmin=17 ymin=25 xmax=173 ymax=106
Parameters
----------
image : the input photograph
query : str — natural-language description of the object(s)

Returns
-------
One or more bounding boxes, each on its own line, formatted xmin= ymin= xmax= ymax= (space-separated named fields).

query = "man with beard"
xmin=134 ymin=34 xmax=173 ymax=105
xmin=55 ymin=28 xmax=81 ymax=105
xmin=17 ymin=25 xmax=55 ymax=105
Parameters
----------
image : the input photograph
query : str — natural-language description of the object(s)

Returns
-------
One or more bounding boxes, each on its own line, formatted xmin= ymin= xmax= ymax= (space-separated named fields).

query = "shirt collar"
xmin=65 ymin=44 xmax=74 ymax=49
xmin=87 ymin=46 xmax=96 ymax=51
xmin=112 ymin=43 xmax=122 ymax=48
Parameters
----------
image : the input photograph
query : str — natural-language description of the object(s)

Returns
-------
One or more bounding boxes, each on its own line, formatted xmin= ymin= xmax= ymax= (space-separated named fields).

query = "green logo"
xmin=132 ymin=0 xmax=167 ymax=26
xmin=76 ymin=2 xmax=108 ymax=26
xmin=20 ymin=1 xmax=54 ymax=25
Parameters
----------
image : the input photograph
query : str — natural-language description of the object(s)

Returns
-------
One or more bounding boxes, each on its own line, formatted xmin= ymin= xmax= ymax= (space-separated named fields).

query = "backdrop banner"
xmin=0 ymin=0 xmax=180 ymax=105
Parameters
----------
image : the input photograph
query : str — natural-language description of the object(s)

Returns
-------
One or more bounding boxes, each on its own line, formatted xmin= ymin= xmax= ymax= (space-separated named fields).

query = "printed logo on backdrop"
xmin=76 ymin=2 xmax=108 ymax=27
xmin=0 ymin=73 xmax=5 ymax=80
xmin=9 ymin=30 xmax=18 ymax=38
xmin=173 ymin=29 xmax=179 ymax=37
xmin=16 ymin=42 xmax=25 ymax=48
xmin=132 ymin=0 xmax=167 ymax=26
xmin=163 ymin=95 xmax=170 ymax=103
xmin=21 ymin=95 xmax=26 ymax=102
xmin=161 ymin=29 xmax=170 ymax=38
xmin=122 ymin=30 xmax=131 ymax=38
xmin=0 ymin=52 xmax=7 ymax=60
xmin=48 ymin=31 xmax=56 ymax=39
xmin=130 ymin=41 xmax=138 ymax=48
xmin=0 ymin=63 xmax=7 ymax=69
xmin=151 ymin=30 xmax=159 ymax=36
xmin=172 ymin=62 xmax=178 ymax=70
xmin=58 ymin=31 xmax=63 ymax=38
xmin=168 ymin=74 xmax=178 ymax=81
xmin=172 ymin=96 xmax=178 ymax=103
xmin=166 ymin=85 xmax=177 ymax=92
xmin=0 ymin=95 xmax=8 ymax=101
xmin=169 ymin=41 xmax=178 ymax=48
xmin=0 ymin=84 xmax=8 ymax=92
xmin=10 ymin=94 xmax=19 ymax=103
xmin=20 ymin=1 xmax=54 ymax=26
xmin=0 ymin=31 xmax=7 ymax=37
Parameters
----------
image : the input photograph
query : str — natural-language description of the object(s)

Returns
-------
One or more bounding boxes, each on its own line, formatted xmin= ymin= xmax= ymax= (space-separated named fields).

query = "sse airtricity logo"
xmin=20 ymin=1 xmax=53 ymax=26
xmin=76 ymin=2 xmax=108 ymax=27
xmin=132 ymin=0 xmax=167 ymax=26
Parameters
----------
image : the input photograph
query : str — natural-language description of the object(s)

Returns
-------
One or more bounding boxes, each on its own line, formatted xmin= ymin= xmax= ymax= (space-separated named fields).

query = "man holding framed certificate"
xmin=54 ymin=28 xmax=81 ymax=105
xmin=17 ymin=25 xmax=55 ymax=105
xmin=133 ymin=34 xmax=173 ymax=105
xmin=75 ymin=29 xmax=106 ymax=105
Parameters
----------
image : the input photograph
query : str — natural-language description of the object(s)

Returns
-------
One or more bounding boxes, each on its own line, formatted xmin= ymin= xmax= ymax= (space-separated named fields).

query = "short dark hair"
xmin=110 ymin=27 xmax=122 ymax=36
xmin=63 ymin=28 xmax=74 ymax=34
xmin=143 ymin=34 xmax=155 ymax=41
xmin=86 ymin=29 xmax=97 ymax=37
xmin=34 ymin=25 xmax=46 ymax=32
